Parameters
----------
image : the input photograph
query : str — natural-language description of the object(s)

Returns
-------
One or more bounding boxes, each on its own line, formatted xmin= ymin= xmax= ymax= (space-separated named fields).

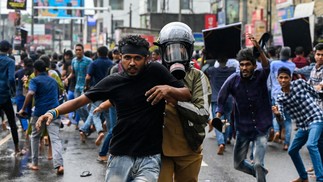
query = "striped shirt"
xmin=308 ymin=64 xmax=323 ymax=109
xmin=276 ymin=79 xmax=323 ymax=130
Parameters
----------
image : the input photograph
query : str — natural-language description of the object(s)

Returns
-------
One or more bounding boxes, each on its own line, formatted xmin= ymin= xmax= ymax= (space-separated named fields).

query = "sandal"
xmin=96 ymin=156 xmax=107 ymax=163
xmin=80 ymin=171 xmax=92 ymax=177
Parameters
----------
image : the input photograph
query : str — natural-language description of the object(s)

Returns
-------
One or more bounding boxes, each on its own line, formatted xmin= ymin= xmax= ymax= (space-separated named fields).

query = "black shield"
xmin=202 ymin=23 xmax=242 ymax=59
xmin=280 ymin=17 xmax=312 ymax=57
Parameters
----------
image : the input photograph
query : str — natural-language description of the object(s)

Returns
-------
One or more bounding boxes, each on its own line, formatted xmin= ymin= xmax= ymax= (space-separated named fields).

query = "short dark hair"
xmin=152 ymin=49 xmax=160 ymax=55
xmin=278 ymin=67 xmax=291 ymax=77
xmin=64 ymin=50 xmax=73 ymax=58
xmin=236 ymin=48 xmax=256 ymax=65
xmin=39 ymin=55 xmax=50 ymax=68
xmin=33 ymin=60 xmax=47 ymax=72
xmin=314 ymin=43 xmax=323 ymax=52
xmin=75 ymin=43 xmax=84 ymax=50
xmin=97 ymin=46 xmax=108 ymax=57
xmin=118 ymin=35 xmax=149 ymax=54
xmin=23 ymin=57 xmax=33 ymax=67
xmin=84 ymin=50 xmax=92 ymax=58
xmin=294 ymin=46 xmax=304 ymax=55
xmin=108 ymin=50 xmax=113 ymax=59
xmin=267 ymin=46 xmax=277 ymax=57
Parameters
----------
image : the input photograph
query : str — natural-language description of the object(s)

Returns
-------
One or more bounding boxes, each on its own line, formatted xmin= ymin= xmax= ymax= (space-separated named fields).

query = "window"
xmin=112 ymin=20 xmax=124 ymax=31
xmin=180 ymin=0 xmax=190 ymax=10
xmin=110 ymin=0 xmax=124 ymax=10
xmin=147 ymin=0 xmax=157 ymax=13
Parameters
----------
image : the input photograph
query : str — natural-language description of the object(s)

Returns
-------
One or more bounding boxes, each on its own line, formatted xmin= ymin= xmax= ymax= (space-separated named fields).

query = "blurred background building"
xmin=0 ymin=0 xmax=322 ymax=53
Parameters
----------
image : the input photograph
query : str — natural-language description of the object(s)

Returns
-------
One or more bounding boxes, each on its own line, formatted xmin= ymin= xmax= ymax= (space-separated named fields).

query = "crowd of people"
xmin=0 ymin=21 xmax=322 ymax=182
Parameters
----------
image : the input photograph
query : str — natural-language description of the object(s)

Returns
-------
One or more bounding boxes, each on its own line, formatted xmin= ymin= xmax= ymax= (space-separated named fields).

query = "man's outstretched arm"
xmin=145 ymin=85 xmax=191 ymax=106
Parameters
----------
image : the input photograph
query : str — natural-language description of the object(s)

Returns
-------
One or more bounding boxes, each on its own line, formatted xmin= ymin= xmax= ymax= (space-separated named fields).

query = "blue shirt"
xmin=87 ymin=57 xmax=113 ymax=85
xmin=206 ymin=66 xmax=235 ymax=102
xmin=217 ymin=67 xmax=273 ymax=135
xmin=0 ymin=54 xmax=15 ymax=104
xmin=15 ymin=68 xmax=25 ymax=97
xmin=72 ymin=56 xmax=92 ymax=92
xmin=294 ymin=63 xmax=315 ymax=80
xmin=29 ymin=72 xmax=59 ymax=116
xmin=270 ymin=60 xmax=296 ymax=100
xmin=276 ymin=79 xmax=323 ymax=130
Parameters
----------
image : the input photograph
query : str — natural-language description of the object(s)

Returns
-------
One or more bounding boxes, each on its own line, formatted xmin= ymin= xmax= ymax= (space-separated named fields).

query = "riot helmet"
xmin=154 ymin=22 xmax=195 ymax=79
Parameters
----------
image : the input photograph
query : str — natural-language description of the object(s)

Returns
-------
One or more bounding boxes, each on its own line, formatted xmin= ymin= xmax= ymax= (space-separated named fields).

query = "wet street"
xmin=0 ymin=122 xmax=106 ymax=182
xmin=0 ymin=121 xmax=317 ymax=182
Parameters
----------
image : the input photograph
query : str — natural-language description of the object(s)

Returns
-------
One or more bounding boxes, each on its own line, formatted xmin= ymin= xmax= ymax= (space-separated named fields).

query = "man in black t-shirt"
xmin=36 ymin=35 xmax=191 ymax=181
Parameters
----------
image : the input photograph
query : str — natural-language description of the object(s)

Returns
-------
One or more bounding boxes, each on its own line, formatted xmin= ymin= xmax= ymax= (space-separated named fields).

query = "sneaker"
xmin=217 ymin=144 xmax=225 ymax=155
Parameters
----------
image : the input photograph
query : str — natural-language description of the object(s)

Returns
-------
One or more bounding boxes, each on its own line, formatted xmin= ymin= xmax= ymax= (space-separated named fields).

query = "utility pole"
xmin=70 ymin=19 xmax=74 ymax=49
xmin=267 ymin=0 xmax=272 ymax=46
xmin=178 ymin=0 xmax=182 ymax=21
xmin=111 ymin=14 xmax=113 ymax=42
xmin=129 ymin=3 xmax=132 ymax=27
xmin=31 ymin=2 xmax=34 ymax=45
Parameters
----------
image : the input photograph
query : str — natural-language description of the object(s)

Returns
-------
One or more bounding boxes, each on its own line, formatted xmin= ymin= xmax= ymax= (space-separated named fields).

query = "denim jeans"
xmin=67 ymin=90 xmax=79 ymax=124
xmin=31 ymin=116 xmax=63 ymax=169
xmin=288 ymin=122 xmax=323 ymax=181
xmin=105 ymin=154 xmax=161 ymax=182
xmin=81 ymin=101 xmax=108 ymax=134
xmin=211 ymin=101 xmax=232 ymax=145
xmin=99 ymin=107 xmax=116 ymax=156
xmin=15 ymin=95 xmax=31 ymax=131
xmin=74 ymin=90 xmax=88 ymax=124
xmin=234 ymin=131 xmax=268 ymax=182
xmin=272 ymin=100 xmax=291 ymax=145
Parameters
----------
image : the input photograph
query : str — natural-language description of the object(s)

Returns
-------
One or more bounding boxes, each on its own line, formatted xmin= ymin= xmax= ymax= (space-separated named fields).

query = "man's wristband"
xmin=47 ymin=108 xmax=59 ymax=119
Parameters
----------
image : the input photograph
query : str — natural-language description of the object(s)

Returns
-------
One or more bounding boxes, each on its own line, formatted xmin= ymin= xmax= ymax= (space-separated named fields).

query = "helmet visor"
xmin=164 ymin=43 xmax=189 ymax=63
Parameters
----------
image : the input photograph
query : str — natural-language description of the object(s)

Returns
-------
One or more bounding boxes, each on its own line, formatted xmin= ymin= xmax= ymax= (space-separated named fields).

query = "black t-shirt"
xmin=85 ymin=63 xmax=184 ymax=156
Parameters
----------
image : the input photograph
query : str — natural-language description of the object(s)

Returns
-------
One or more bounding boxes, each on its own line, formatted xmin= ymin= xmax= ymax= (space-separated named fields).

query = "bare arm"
xmin=145 ymin=86 xmax=191 ymax=105
xmin=272 ymin=105 xmax=283 ymax=123
xmin=36 ymin=94 xmax=91 ymax=129
xmin=85 ymin=74 xmax=91 ymax=91
xmin=65 ymin=66 xmax=75 ymax=85
xmin=93 ymin=100 xmax=112 ymax=114
xmin=17 ymin=91 xmax=34 ymax=116
xmin=246 ymin=33 xmax=269 ymax=68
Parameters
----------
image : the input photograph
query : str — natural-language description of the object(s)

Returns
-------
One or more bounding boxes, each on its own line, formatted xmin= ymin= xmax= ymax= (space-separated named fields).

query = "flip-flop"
xmin=80 ymin=171 xmax=92 ymax=177
xmin=96 ymin=156 xmax=107 ymax=163
xmin=253 ymin=32 xmax=271 ymax=58
xmin=258 ymin=32 xmax=271 ymax=49
xmin=211 ymin=118 xmax=223 ymax=132
xmin=16 ymin=112 xmax=29 ymax=119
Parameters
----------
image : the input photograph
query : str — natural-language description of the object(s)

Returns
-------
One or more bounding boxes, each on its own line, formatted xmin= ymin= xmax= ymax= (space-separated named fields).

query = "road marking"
xmin=0 ymin=134 xmax=12 ymax=146
xmin=201 ymin=160 xmax=208 ymax=166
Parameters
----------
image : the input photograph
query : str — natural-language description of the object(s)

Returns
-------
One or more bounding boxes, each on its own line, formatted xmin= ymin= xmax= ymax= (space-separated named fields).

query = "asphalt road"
xmin=0 ymin=121 xmax=317 ymax=182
